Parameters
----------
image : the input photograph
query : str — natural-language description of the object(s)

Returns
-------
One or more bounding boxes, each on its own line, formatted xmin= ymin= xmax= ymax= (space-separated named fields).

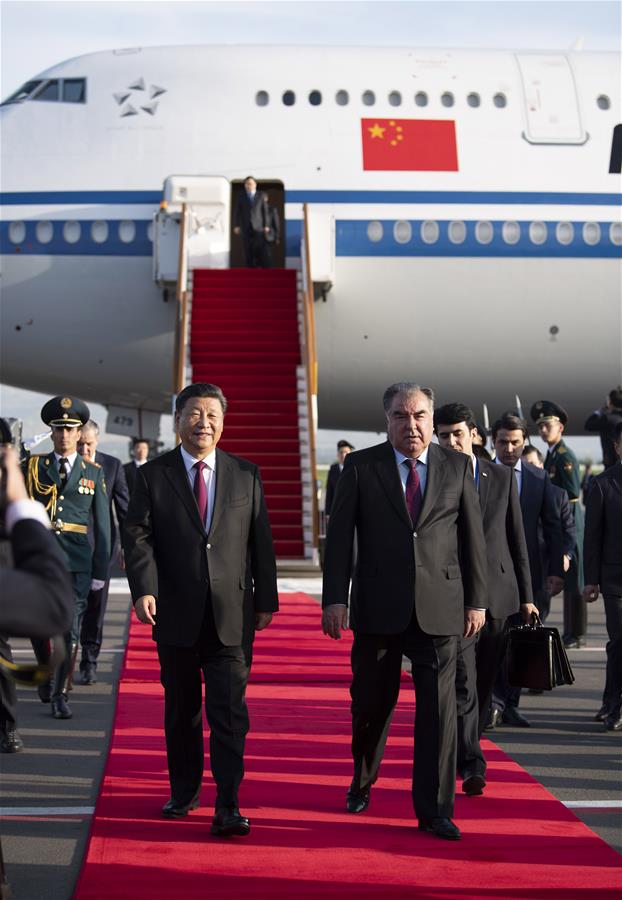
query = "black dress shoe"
xmin=81 ymin=666 xmax=97 ymax=685
xmin=0 ymin=727 xmax=24 ymax=753
xmin=502 ymin=706 xmax=531 ymax=727
xmin=51 ymin=696 xmax=72 ymax=719
xmin=37 ymin=680 xmax=52 ymax=703
xmin=594 ymin=704 xmax=610 ymax=722
xmin=210 ymin=807 xmax=251 ymax=837
xmin=563 ymin=635 xmax=586 ymax=649
xmin=605 ymin=711 xmax=622 ymax=732
xmin=162 ymin=797 xmax=200 ymax=818
xmin=346 ymin=787 xmax=370 ymax=813
xmin=484 ymin=708 xmax=502 ymax=731
xmin=462 ymin=773 xmax=486 ymax=796
xmin=418 ymin=817 xmax=461 ymax=841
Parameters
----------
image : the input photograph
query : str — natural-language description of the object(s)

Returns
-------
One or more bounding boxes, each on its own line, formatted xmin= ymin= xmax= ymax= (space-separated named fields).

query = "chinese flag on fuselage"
xmin=361 ymin=118 xmax=458 ymax=171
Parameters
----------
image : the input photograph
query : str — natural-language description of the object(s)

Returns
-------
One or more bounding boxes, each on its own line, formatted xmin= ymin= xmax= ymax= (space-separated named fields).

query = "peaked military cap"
xmin=530 ymin=400 xmax=568 ymax=426
xmin=41 ymin=395 xmax=90 ymax=428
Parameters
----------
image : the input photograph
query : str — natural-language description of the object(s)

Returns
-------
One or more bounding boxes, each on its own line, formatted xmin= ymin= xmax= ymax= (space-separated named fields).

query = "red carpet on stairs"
xmin=191 ymin=269 xmax=305 ymax=558
xmin=74 ymin=593 xmax=620 ymax=900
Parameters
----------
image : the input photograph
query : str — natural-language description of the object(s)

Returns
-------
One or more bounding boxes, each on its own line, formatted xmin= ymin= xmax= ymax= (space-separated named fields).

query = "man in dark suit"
xmin=124 ymin=438 xmax=150 ymax=495
xmin=233 ymin=176 xmax=271 ymax=267
xmin=433 ymin=404 xmax=535 ymax=797
xmin=324 ymin=439 xmax=354 ymax=518
xmin=123 ymin=382 xmax=278 ymax=836
xmin=487 ymin=414 xmax=564 ymax=729
xmin=583 ymin=420 xmax=622 ymax=732
xmin=584 ymin=387 xmax=622 ymax=470
xmin=322 ymin=382 xmax=487 ymax=841
xmin=77 ymin=421 xmax=130 ymax=685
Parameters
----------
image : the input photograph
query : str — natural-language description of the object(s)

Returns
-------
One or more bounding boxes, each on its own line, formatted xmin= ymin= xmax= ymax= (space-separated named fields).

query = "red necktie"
xmin=193 ymin=460 xmax=208 ymax=526
xmin=404 ymin=459 xmax=422 ymax=525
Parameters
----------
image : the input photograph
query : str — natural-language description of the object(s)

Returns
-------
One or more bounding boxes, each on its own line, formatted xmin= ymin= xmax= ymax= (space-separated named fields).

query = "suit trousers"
xmin=455 ymin=633 xmax=486 ymax=778
xmin=563 ymin=556 xmax=587 ymax=640
xmin=242 ymin=231 xmax=270 ymax=268
xmin=474 ymin=615 xmax=509 ymax=732
xmin=80 ymin=577 xmax=111 ymax=670
xmin=602 ymin=594 xmax=622 ymax=715
xmin=157 ymin=604 xmax=252 ymax=810
xmin=0 ymin=636 xmax=18 ymax=731
xmin=350 ymin=619 xmax=458 ymax=820
xmin=52 ymin=571 xmax=91 ymax=701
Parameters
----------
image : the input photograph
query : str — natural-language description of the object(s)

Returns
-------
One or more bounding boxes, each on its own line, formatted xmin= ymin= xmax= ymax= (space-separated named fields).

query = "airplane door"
xmin=230 ymin=179 xmax=286 ymax=268
xmin=516 ymin=54 xmax=586 ymax=144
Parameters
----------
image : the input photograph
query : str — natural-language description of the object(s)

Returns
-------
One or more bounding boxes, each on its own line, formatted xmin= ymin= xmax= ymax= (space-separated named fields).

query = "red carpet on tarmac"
xmin=74 ymin=593 xmax=621 ymax=899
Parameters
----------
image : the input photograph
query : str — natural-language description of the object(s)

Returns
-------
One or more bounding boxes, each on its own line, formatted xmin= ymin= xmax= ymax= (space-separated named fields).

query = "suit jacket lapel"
xmin=478 ymin=458 xmax=491 ymax=513
xmin=374 ymin=442 xmax=412 ymax=529
xmin=520 ymin=465 xmax=531 ymax=516
xmin=208 ymin=449 xmax=234 ymax=537
xmin=164 ymin=446 xmax=205 ymax=535
xmin=416 ymin=443 xmax=447 ymax=527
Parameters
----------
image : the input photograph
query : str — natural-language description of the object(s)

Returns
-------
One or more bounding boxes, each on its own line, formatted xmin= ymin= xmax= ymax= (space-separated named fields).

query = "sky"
xmin=0 ymin=0 xmax=617 ymax=460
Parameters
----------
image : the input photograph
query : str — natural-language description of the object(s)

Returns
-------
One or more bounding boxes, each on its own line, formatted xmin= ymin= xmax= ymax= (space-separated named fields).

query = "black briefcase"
xmin=506 ymin=616 xmax=575 ymax=691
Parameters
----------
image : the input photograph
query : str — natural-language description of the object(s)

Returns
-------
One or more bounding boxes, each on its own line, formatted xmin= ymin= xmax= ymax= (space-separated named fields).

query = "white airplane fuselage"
xmin=1 ymin=45 xmax=621 ymax=433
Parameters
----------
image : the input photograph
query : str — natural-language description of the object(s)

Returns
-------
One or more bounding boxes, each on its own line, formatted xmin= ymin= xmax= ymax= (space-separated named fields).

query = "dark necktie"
xmin=59 ymin=457 xmax=69 ymax=484
xmin=193 ymin=460 xmax=208 ymax=527
xmin=404 ymin=459 xmax=423 ymax=525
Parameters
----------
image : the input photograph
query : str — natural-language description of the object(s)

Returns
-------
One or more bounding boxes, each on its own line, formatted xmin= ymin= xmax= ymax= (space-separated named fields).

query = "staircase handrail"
xmin=302 ymin=203 xmax=320 ymax=552
xmin=173 ymin=203 xmax=190 ymax=396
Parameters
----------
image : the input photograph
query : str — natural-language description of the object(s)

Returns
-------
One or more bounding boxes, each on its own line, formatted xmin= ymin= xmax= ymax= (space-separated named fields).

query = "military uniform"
xmin=24 ymin=396 xmax=110 ymax=718
xmin=532 ymin=400 xmax=586 ymax=645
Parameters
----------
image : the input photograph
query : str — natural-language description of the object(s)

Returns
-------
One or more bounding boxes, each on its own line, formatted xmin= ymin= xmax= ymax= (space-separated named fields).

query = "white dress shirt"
xmin=5 ymin=499 xmax=51 ymax=534
xmin=54 ymin=451 xmax=78 ymax=474
xmin=179 ymin=445 xmax=217 ymax=531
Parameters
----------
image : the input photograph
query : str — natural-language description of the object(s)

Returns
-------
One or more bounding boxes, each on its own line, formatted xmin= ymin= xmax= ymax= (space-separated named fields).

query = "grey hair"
xmin=82 ymin=419 xmax=100 ymax=435
xmin=382 ymin=383 xmax=435 ymax=414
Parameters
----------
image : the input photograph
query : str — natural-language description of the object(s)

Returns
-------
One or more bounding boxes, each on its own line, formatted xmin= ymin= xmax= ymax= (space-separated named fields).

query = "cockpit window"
xmin=1 ymin=80 xmax=43 ymax=104
xmin=1 ymin=77 xmax=86 ymax=105
xmin=33 ymin=80 xmax=60 ymax=101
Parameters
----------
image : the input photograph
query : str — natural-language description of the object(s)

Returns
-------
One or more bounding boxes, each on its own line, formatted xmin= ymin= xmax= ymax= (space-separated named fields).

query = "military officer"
xmin=531 ymin=400 xmax=585 ymax=647
xmin=25 ymin=396 xmax=110 ymax=718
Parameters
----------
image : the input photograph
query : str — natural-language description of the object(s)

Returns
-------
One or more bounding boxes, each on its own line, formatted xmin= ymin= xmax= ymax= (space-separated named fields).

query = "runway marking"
xmin=0 ymin=806 xmax=94 ymax=816
xmin=563 ymin=801 xmax=622 ymax=809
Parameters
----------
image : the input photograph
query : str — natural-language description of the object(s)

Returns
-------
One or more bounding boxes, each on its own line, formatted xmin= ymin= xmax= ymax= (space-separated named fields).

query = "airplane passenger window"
xmin=393 ymin=220 xmax=412 ymax=243
xmin=255 ymin=91 xmax=269 ymax=106
xmin=415 ymin=92 xmax=428 ymax=107
xmin=610 ymin=222 xmax=622 ymax=246
xmin=597 ymin=95 xmax=611 ymax=110
xmin=475 ymin=221 xmax=493 ymax=244
xmin=335 ymin=90 xmax=349 ymax=106
xmin=63 ymin=221 xmax=81 ymax=244
xmin=582 ymin=222 xmax=601 ymax=246
xmin=389 ymin=91 xmax=402 ymax=107
xmin=502 ymin=221 xmax=520 ymax=244
xmin=556 ymin=222 xmax=574 ymax=245
xmin=33 ymin=80 xmax=60 ymax=102
xmin=448 ymin=221 xmax=466 ymax=244
xmin=63 ymin=79 xmax=86 ymax=103
xmin=529 ymin=221 xmax=547 ymax=245
xmin=8 ymin=222 xmax=26 ymax=244
xmin=309 ymin=90 xmax=322 ymax=106
xmin=367 ymin=221 xmax=384 ymax=242
xmin=119 ymin=221 xmax=136 ymax=243
xmin=147 ymin=222 xmax=154 ymax=242
xmin=467 ymin=93 xmax=480 ymax=108
xmin=493 ymin=93 xmax=507 ymax=108
xmin=362 ymin=90 xmax=375 ymax=106
xmin=282 ymin=90 xmax=296 ymax=106
xmin=441 ymin=92 xmax=454 ymax=108
xmin=91 ymin=221 xmax=109 ymax=244
xmin=420 ymin=221 xmax=439 ymax=244
xmin=1 ymin=80 xmax=43 ymax=104
xmin=36 ymin=221 xmax=54 ymax=244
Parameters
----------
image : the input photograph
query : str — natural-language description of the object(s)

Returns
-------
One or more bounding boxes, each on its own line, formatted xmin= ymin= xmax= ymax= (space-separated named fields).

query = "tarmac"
xmin=1 ymin=580 xmax=620 ymax=900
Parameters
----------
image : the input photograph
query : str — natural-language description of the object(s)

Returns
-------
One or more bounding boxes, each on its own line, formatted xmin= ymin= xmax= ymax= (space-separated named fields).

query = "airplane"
xmin=1 ymin=44 xmax=621 ymax=438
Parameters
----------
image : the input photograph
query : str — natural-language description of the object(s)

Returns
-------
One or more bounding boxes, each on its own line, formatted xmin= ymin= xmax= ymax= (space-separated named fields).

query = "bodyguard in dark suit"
xmin=77 ymin=421 xmax=130 ymax=684
xmin=123 ymin=438 xmax=150 ymax=495
xmin=434 ymin=404 xmax=535 ymax=796
xmin=322 ymin=383 xmax=487 ymax=841
xmin=233 ymin=176 xmax=271 ymax=267
xmin=324 ymin=440 xmax=354 ymax=518
xmin=123 ymin=383 xmax=278 ymax=837
xmin=488 ymin=414 xmax=564 ymax=729
xmin=584 ymin=387 xmax=622 ymax=470
xmin=583 ymin=421 xmax=622 ymax=732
